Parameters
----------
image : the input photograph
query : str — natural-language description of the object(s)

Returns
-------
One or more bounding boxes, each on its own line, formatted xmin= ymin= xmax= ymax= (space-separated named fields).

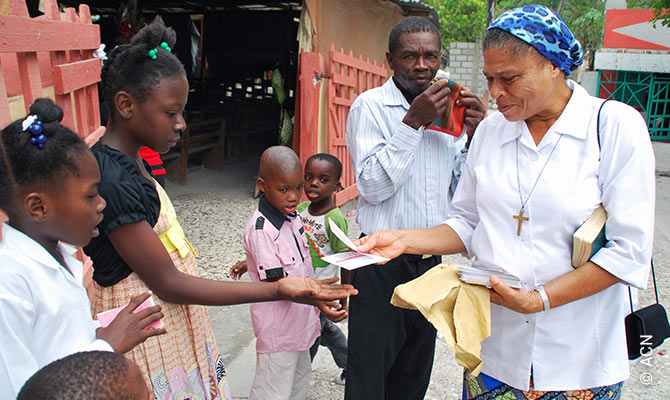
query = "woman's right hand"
xmin=96 ymin=291 xmax=167 ymax=354
xmin=354 ymin=230 xmax=407 ymax=261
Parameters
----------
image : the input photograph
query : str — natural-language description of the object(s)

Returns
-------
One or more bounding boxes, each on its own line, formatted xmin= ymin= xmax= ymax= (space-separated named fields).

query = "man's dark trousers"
xmin=345 ymin=254 xmax=440 ymax=400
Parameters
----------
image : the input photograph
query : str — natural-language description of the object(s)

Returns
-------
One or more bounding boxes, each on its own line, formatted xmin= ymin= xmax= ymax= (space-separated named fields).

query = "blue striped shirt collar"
xmin=381 ymin=77 xmax=411 ymax=110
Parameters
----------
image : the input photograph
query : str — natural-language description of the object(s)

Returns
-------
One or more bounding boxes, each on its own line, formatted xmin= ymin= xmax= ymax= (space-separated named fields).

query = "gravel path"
xmin=171 ymin=191 xmax=256 ymax=281
xmin=168 ymin=150 xmax=670 ymax=399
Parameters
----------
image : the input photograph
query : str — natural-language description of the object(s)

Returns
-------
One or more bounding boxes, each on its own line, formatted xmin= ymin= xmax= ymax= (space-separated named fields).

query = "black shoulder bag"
xmin=596 ymin=99 xmax=670 ymax=360
xmin=625 ymin=260 xmax=670 ymax=360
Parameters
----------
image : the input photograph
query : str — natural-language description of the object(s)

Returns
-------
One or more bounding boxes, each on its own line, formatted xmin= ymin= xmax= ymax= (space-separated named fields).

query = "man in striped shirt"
xmin=344 ymin=17 xmax=487 ymax=400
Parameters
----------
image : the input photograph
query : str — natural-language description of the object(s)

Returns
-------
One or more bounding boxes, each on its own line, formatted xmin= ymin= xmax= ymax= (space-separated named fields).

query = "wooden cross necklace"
xmin=514 ymin=134 xmax=563 ymax=236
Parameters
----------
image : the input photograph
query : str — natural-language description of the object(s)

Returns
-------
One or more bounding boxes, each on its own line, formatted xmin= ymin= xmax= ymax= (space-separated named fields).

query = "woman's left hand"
xmin=488 ymin=275 xmax=543 ymax=314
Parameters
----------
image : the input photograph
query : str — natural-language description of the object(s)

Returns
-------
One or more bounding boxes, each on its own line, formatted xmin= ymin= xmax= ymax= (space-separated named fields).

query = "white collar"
xmin=1 ymin=222 xmax=82 ymax=282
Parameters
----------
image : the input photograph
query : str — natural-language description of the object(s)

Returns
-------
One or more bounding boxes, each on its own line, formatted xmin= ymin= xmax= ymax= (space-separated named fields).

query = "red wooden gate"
xmin=0 ymin=0 xmax=103 ymax=296
xmin=327 ymin=44 xmax=387 ymax=206
xmin=0 ymin=0 xmax=102 ymax=136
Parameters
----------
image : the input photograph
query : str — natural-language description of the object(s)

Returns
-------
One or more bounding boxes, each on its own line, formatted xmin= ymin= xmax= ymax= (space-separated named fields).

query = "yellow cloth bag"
xmin=391 ymin=264 xmax=490 ymax=376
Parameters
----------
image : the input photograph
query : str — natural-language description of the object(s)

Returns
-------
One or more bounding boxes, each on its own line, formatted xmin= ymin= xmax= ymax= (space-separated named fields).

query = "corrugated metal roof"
xmin=58 ymin=1 xmax=302 ymax=14
xmin=594 ymin=48 xmax=670 ymax=73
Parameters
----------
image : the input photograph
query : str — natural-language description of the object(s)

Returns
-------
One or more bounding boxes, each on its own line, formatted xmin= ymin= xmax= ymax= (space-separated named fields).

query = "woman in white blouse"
xmin=356 ymin=5 xmax=654 ymax=399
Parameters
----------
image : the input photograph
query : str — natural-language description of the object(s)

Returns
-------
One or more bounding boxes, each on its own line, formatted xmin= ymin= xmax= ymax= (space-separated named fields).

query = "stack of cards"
xmin=457 ymin=264 xmax=522 ymax=288
xmin=97 ymin=296 xmax=164 ymax=330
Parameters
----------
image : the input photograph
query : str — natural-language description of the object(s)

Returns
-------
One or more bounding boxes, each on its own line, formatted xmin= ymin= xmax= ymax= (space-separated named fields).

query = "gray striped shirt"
xmin=346 ymin=78 xmax=466 ymax=234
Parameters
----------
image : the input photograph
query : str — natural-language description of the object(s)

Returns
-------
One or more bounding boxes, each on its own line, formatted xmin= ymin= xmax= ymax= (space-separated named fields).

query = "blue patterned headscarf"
xmin=488 ymin=4 xmax=583 ymax=76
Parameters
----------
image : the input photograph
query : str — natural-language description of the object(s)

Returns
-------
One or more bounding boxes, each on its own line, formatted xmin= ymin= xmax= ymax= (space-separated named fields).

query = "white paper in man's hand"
xmin=321 ymin=219 xmax=389 ymax=270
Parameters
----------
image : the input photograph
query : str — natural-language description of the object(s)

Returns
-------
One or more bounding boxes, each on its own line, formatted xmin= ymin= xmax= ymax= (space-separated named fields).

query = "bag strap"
xmin=596 ymin=99 xmax=659 ymax=313
xmin=630 ymin=260 xmax=660 ymax=312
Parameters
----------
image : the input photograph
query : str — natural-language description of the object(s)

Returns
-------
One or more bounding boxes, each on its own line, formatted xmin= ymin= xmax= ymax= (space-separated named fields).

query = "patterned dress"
xmin=91 ymin=182 xmax=231 ymax=399
xmin=463 ymin=372 xmax=623 ymax=400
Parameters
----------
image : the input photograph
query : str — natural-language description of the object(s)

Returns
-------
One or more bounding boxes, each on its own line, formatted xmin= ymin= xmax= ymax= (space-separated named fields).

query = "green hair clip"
xmin=147 ymin=42 xmax=171 ymax=60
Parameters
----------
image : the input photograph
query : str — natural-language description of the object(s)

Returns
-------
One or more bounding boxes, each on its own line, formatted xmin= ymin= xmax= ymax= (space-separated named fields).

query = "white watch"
xmin=536 ymin=285 xmax=551 ymax=311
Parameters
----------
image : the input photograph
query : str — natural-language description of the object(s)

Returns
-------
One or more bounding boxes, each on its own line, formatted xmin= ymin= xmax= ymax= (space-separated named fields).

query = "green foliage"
xmin=279 ymin=109 xmax=293 ymax=145
xmin=617 ymin=0 xmax=669 ymax=27
xmin=423 ymin=0 xmax=488 ymax=44
xmin=649 ymin=0 xmax=670 ymax=27
xmin=272 ymin=68 xmax=286 ymax=105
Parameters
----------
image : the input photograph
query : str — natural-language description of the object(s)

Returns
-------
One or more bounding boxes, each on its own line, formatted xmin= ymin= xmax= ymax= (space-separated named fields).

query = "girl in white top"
xmin=0 ymin=99 xmax=166 ymax=397
xmin=355 ymin=5 xmax=654 ymax=399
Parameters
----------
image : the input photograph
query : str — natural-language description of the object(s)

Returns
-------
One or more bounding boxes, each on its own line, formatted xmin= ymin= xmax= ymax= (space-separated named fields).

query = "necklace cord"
xmin=515 ymin=133 xmax=564 ymax=211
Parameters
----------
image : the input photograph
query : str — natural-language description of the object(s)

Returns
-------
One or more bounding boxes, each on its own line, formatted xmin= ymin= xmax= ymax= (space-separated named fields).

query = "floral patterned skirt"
xmin=91 ymin=251 xmax=231 ymax=400
xmin=463 ymin=372 xmax=622 ymax=400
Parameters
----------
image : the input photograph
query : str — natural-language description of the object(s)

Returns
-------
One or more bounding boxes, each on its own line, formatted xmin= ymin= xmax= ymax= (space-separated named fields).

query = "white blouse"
xmin=0 ymin=223 xmax=113 ymax=397
xmin=445 ymin=81 xmax=655 ymax=391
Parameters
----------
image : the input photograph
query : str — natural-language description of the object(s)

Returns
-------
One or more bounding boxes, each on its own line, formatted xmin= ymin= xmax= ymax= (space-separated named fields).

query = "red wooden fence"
xmin=0 ymin=0 xmax=102 ymax=135
xmin=327 ymin=44 xmax=387 ymax=206
xmin=0 ymin=0 xmax=103 ymax=297
xmin=293 ymin=51 xmax=327 ymax=169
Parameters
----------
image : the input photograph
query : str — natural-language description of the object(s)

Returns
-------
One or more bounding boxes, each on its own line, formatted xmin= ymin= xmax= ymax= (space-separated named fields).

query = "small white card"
xmin=321 ymin=219 xmax=389 ymax=270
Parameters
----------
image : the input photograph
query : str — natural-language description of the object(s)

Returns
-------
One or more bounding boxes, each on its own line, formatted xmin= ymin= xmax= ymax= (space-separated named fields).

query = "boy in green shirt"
xmin=297 ymin=153 xmax=349 ymax=385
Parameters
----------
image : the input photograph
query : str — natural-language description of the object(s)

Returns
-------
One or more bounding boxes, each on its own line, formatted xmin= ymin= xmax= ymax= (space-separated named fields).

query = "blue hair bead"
xmin=29 ymin=123 xmax=42 ymax=134
xmin=37 ymin=143 xmax=45 ymax=149
xmin=36 ymin=134 xmax=46 ymax=144
xmin=30 ymin=136 xmax=37 ymax=144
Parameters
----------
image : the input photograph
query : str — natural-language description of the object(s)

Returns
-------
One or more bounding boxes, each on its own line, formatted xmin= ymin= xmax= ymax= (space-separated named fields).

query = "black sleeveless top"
xmin=84 ymin=143 xmax=160 ymax=287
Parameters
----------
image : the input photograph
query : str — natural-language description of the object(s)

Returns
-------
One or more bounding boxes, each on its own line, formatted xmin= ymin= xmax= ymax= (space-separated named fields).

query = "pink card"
xmin=97 ymin=296 xmax=163 ymax=330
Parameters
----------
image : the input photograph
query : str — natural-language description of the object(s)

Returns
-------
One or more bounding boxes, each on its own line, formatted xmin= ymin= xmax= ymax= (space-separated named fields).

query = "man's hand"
xmin=402 ymin=79 xmax=452 ymax=130
xmin=457 ymin=89 xmax=487 ymax=147
xmin=353 ymin=230 xmax=406 ymax=262
xmin=276 ymin=277 xmax=358 ymax=303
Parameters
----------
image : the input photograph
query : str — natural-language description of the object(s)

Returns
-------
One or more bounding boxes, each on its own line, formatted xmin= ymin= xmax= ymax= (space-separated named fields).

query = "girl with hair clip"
xmin=85 ymin=16 xmax=356 ymax=399
xmin=0 ymin=98 xmax=166 ymax=398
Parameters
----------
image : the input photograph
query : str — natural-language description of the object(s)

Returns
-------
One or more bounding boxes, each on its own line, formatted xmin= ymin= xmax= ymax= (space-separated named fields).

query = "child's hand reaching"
xmin=276 ymin=277 xmax=357 ymax=304
xmin=230 ymin=260 xmax=248 ymax=280
xmin=96 ymin=291 xmax=167 ymax=354
xmin=315 ymin=300 xmax=348 ymax=322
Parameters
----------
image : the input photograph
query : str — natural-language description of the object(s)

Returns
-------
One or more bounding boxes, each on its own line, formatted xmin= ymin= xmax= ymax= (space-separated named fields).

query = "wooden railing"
xmin=0 ymin=0 xmax=103 ymax=297
xmin=327 ymin=44 xmax=387 ymax=205
xmin=0 ymin=0 xmax=102 ymax=135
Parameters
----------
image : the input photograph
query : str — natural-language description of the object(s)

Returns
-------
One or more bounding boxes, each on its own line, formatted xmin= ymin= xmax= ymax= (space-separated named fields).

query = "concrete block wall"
xmin=448 ymin=42 xmax=485 ymax=94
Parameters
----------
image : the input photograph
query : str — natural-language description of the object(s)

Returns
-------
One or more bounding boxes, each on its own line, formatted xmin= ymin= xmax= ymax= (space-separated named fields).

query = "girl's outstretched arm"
xmin=109 ymin=221 xmax=357 ymax=305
